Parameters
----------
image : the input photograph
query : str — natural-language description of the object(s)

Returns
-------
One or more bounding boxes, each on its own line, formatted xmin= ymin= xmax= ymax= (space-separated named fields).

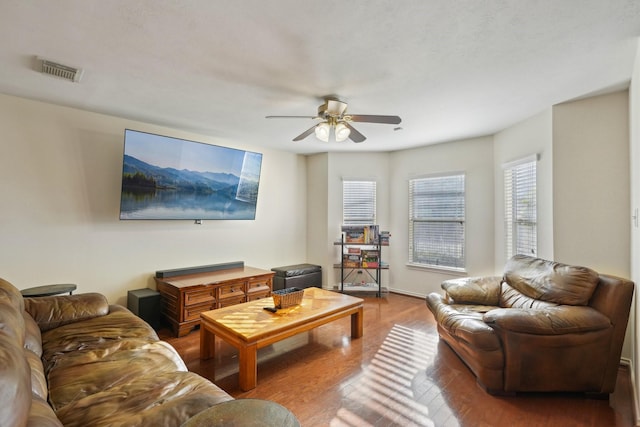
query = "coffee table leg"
xmin=200 ymin=325 xmax=215 ymax=360
xmin=238 ymin=343 xmax=258 ymax=391
xmin=351 ymin=306 xmax=364 ymax=338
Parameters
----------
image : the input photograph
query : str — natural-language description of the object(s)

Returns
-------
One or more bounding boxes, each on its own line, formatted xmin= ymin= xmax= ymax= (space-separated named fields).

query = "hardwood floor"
xmin=159 ymin=292 xmax=635 ymax=427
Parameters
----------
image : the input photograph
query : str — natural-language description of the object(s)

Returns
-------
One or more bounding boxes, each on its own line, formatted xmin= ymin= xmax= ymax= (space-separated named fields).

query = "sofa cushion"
xmin=26 ymin=349 xmax=48 ymax=400
xmin=0 ymin=278 xmax=26 ymax=345
xmin=0 ymin=333 xmax=31 ymax=427
xmin=54 ymin=371 xmax=232 ymax=427
xmin=442 ymin=276 xmax=501 ymax=306
xmin=23 ymin=311 xmax=43 ymax=356
xmin=41 ymin=306 xmax=159 ymax=370
xmin=503 ymin=255 xmax=599 ymax=306
xmin=47 ymin=340 xmax=190 ymax=410
xmin=28 ymin=396 xmax=63 ymax=427
xmin=25 ymin=293 xmax=110 ymax=332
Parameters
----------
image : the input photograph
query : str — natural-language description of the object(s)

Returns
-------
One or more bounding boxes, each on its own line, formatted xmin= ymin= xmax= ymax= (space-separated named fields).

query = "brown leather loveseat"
xmin=426 ymin=255 xmax=634 ymax=395
xmin=0 ymin=277 xmax=233 ymax=427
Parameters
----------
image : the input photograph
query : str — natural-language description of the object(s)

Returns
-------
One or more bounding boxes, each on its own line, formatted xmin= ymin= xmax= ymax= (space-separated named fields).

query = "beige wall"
xmin=388 ymin=136 xmax=496 ymax=297
xmin=326 ymin=152 xmax=391 ymax=289
xmin=553 ymin=91 xmax=633 ymax=364
xmin=629 ymin=39 xmax=640 ymax=424
xmin=0 ymin=94 xmax=308 ymax=305
xmin=552 ymin=91 xmax=630 ymax=275
xmin=305 ymin=153 xmax=330 ymax=286
xmin=493 ymin=109 xmax=554 ymax=270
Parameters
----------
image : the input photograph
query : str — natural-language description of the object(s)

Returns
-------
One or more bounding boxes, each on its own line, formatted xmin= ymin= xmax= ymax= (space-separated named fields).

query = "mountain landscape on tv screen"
xmin=122 ymin=154 xmax=244 ymax=192
xmin=119 ymin=155 xmax=259 ymax=220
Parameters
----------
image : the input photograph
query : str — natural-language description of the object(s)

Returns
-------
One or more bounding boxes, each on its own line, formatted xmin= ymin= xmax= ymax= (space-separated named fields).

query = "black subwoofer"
xmin=127 ymin=288 xmax=161 ymax=329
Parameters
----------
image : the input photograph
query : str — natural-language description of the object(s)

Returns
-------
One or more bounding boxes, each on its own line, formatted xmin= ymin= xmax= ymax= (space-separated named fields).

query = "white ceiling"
xmin=1 ymin=1 xmax=639 ymax=154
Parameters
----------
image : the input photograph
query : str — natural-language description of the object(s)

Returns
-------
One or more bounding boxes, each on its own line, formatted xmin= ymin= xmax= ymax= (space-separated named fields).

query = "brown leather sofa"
xmin=426 ymin=255 xmax=634 ymax=394
xmin=0 ymin=277 xmax=233 ymax=427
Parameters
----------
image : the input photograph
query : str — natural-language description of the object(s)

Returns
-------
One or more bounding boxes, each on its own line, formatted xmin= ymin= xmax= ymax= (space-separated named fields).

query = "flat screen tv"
xmin=119 ymin=129 xmax=262 ymax=220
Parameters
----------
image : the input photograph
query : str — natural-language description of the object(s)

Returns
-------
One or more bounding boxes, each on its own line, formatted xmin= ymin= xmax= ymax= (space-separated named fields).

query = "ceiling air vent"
xmin=39 ymin=58 xmax=84 ymax=83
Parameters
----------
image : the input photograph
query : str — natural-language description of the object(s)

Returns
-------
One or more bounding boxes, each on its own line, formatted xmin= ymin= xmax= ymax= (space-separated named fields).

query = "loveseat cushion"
xmin=483 ymin=305 xmax=611 ymax=335
xmin=500 ymin=282 xmax=559 ymax=309
xmin=503 ymin=255 xmax=599 ymax=306
xmin=426 ymin=293 xmax=501 ymax=351
xmin=442 ymin=276 xmax=501 ymax=305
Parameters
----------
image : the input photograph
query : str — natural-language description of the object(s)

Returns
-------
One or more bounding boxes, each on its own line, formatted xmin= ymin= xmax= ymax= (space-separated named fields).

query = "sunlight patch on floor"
xmin=331 ymin=324 xmax=452 ymax=426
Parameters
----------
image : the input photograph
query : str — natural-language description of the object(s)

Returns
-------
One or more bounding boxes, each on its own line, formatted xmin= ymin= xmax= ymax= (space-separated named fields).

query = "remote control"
xmin=263 ymin=306 xmax=278 ymax=313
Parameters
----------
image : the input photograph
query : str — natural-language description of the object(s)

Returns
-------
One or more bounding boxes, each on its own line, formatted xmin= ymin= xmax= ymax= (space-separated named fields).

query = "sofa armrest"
xmin=441 ymin=276 xmax=502 ymax=305
xmin=483 ymin=306 xmax=611 ymax=335
xmin=24 ymin=293 xmax=109 ymax=332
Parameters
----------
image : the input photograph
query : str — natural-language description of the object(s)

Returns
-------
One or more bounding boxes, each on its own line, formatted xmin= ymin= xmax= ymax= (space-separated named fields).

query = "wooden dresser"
xmin=155 ymin=264 xmax=274 ymax=337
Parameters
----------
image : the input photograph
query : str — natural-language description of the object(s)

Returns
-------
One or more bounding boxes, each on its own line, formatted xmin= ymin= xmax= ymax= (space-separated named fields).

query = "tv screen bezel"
xmin=118 ymin=129 xmax=263 ymax=221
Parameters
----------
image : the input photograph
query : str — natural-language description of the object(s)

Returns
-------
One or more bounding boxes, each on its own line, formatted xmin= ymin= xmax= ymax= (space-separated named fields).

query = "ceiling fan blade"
xmin=344 ymin=122 xmax=366 ymax=143
xmin=266 ymin=115 xmax=318 ymax=119
xmin=347 ymin=114 xmax=402 ymax=125
xmin=292 ymin=125 xmax=318 ymax=141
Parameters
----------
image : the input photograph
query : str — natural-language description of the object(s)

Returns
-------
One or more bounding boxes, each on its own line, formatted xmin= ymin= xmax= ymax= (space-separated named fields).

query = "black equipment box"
xmin=271 ymin=263 xmax=322 ymax=291
xmin=127 ymin=288 xmax=161 ymax=329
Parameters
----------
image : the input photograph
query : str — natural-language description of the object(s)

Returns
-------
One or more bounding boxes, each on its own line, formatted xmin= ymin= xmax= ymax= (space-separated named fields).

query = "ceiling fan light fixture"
xmin=267 ymin=98 xmax=401 ymax=143
xmin=315 ymin=122 xmax=330 ymax=142
xmin=335 ymin=122 xmax=351 ymax=142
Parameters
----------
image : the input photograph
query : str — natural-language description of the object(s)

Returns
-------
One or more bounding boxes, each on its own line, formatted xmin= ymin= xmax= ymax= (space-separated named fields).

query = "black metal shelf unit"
xmin=334 ymin=228 xmax=388 ymax=298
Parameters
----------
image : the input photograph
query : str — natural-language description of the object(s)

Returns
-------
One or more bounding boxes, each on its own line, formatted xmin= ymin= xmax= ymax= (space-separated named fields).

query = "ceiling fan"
xmin=266 ymin=98 xmax=401 ymax=143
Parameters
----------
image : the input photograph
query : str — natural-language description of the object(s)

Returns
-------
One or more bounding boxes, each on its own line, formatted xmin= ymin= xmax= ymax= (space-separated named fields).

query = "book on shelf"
xmin=379 ymin=231 xmax=390 ymax=246
xmin=342 ymin=226 xmax=365 ymax=244
xmin=361 ymin=249 xmax=379 ymax=268
xmin=341 ymin=225 xmax=380 ymax=244
xmin=343 ymin=254 xmax=361 ymax=268
xmin=363 ymin=225 xmax=379 ymax=244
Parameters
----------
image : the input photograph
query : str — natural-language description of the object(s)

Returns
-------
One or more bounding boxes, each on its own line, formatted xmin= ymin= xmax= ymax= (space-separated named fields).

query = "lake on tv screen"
xmin=119 ymin=190 xmax=257 ymax=220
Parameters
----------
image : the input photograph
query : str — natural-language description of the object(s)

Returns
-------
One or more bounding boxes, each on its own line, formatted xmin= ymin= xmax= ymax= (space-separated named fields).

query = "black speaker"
xmin=127 ymin=288 xmax=161 ymax=329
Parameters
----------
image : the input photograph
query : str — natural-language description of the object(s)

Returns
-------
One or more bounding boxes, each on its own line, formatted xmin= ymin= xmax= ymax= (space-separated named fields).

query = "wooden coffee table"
xmin=200 ymin=287 xmax=364 ymax=391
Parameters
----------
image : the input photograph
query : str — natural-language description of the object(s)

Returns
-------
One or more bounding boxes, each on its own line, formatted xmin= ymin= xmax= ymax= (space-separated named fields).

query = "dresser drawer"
xmin=217 ymin=295 xmax=246 ymax=308
xmin=246 ymin=276 xmax=272 ymax=294
xmin=246 ymin=291 xmax=270 ymax=302
xmin=184 ymin=286 xmax=215 ymax=306
xmin=217 ymin=281 xmax=245 ymax=299
xmin=183 ymin=301 xmax=215 ymax=322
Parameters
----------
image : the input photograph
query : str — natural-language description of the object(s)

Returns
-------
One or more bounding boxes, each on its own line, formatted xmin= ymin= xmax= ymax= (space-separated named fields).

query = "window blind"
xmin=343 ymin=180 xmax=376 ymax=225
xmin=409 ymin=174 xmax=465 ymax=269
xmin=504 ymin=158 xmax=537 ymax=259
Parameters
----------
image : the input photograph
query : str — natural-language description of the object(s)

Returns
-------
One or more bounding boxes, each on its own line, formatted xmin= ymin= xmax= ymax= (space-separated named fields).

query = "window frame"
xmin=408 ymin=173 xmax=466 ymax=272
xmin=342 ymin=179 xmax=377 ymax=226
xmin=503 ymin=155 xmax=538 ymax=260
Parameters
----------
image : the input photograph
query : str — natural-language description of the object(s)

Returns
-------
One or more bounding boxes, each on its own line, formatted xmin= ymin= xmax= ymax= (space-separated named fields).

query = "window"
xmin=343 ymin=180 xmax=376 ymax=225
xmin=409 ymin=174 xmax=465 ymax=269
xmin=504 ymin=156 xmax=537 ymax=259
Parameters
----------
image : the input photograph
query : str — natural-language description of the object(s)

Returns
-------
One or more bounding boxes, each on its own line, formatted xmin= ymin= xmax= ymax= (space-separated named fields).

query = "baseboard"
xmin=620 ymin=357 xmax=640 ymax=426
xmin=324 ymin=285 xmax=427 ymax=299
xmin=387 ymin=287 xmax=426 ymax=299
